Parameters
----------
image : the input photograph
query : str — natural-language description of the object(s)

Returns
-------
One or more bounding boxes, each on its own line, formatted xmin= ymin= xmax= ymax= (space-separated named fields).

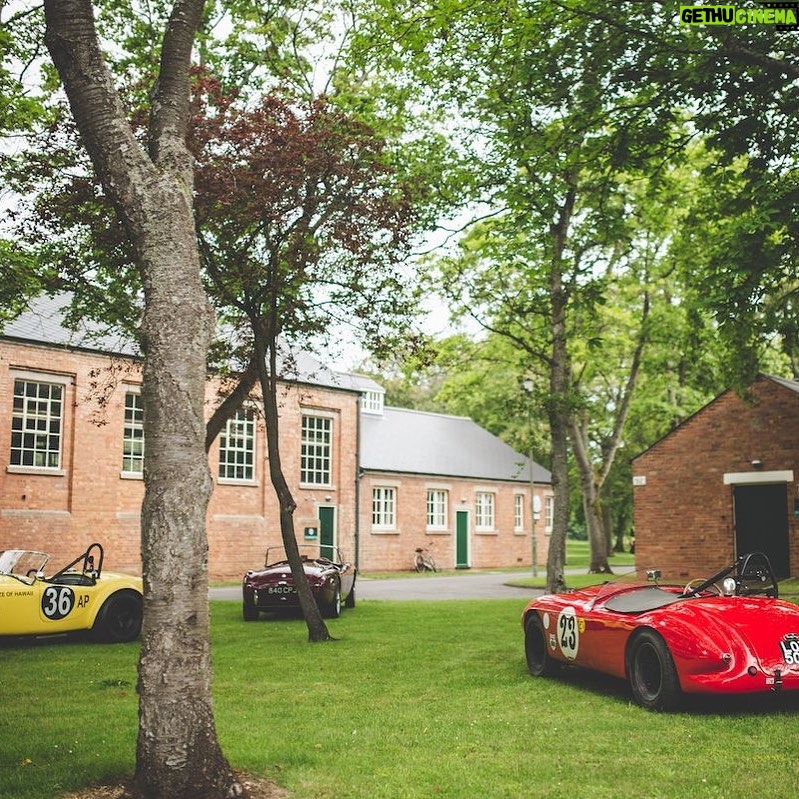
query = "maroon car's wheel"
xmin=524 ymin=613 xmax=559 ymax=677
xmin=627 ymin=630 xmax=681 ymax=711
xmin=243 ymin=603 xmax=259 ymax=622
xmin=322 ymin=583 xmax=341 ymax=618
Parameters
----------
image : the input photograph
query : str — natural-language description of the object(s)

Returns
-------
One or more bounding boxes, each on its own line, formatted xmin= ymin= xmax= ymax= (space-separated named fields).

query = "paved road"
xmin=210 ymin=570 xmax=543 ymax=602
xmin=354 ymin=571 xmax=543 ymax=601
xmin=211 ymin=566 xmax=636 ymax=603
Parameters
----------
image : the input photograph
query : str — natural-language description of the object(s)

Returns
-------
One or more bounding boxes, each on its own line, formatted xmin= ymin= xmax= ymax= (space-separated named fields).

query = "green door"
xmin=319 ymin=506 xmax=335 ymax=559
xmin=456 ymin=510 xmax=469 ymax=569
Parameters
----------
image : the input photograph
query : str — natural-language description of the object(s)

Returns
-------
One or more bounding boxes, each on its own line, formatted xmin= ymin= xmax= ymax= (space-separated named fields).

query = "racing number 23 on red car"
xmin=557 ymin=607 xmax=579 ymax=660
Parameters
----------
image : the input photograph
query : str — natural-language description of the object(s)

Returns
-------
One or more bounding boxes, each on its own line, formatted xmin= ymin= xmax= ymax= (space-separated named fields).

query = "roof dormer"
xmin=360 ymin=388 xmax=385 ymax=415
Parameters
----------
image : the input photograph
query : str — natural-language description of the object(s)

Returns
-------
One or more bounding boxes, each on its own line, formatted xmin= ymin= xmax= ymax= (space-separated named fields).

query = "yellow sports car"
xmin=0 ymin=543 xmax=142 ymax=643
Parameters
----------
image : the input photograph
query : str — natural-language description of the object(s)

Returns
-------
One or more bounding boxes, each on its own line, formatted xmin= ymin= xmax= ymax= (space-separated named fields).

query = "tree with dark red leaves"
xmin=191 ymin=78 xmax=418 ymax=641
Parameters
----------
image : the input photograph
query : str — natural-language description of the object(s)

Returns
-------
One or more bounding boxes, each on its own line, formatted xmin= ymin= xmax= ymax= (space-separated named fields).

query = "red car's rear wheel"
xmin=627 ymin=629 xmax=681 ymax=711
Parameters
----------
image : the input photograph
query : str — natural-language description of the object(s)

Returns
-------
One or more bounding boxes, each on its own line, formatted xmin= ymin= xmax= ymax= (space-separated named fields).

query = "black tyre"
xmin=627 ymin=629 xmax=682 ymax=711
xmin=524 ymin=613 xmax=559 ymax=677
xmin=92 ymin=591 xmax=142 ymax=643
xmin=344 ymin=584 xmax=356 ymax=609
xmin=323 ymin=583 xmax=341 ymax=618
xmin=243 ymin=602 xmax=259 ymax=621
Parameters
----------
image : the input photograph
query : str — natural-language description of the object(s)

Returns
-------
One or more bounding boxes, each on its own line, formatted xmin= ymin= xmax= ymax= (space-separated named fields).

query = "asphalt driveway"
xmin=210 ymin=570 xmax=542 ymax=602
xmin=353 ymin=571 xmax=541 ymax=601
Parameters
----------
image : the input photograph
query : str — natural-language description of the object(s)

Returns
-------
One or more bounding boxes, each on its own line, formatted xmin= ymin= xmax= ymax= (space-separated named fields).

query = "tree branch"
xmin=43 ymin=0 xmax=153 ymax=235
xmin=149 ymin=0 xmax=206 ymax=173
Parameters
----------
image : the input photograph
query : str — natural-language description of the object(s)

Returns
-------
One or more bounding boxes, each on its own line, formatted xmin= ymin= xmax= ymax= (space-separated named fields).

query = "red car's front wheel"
xmin=524 ymin=613 xmax=559 ymax=677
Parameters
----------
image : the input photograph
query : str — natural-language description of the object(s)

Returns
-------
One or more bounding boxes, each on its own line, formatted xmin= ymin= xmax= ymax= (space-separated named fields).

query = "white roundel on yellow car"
xmin=557 ymin=606 xmax=579 ymax=660
xmin=41 ymin=585 xmax=75 ymax=620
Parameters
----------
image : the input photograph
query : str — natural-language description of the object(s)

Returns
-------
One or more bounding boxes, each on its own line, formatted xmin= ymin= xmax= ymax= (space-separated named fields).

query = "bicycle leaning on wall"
xmin=413 ymin=547 xmax=438 ymax=572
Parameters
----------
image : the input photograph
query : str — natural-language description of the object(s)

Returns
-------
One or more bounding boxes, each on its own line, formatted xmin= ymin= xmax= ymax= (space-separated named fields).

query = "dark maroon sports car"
xmin=242 ymin=545 xmax=356 ymax=621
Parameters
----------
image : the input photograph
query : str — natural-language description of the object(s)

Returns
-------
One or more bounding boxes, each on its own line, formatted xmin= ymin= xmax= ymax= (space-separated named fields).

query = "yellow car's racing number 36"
xmin=41 ymin=585 xmax=82 ymax=621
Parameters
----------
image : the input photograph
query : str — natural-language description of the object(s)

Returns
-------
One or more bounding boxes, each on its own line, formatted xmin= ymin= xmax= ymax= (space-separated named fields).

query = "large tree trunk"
xmin=546 ymin=324 xmax=570 ymax=594
xmin=43 ymin=3 xmax=242 ymax=797
xmin=543 ymin=190 xmax=575 ymax=594
xmin=135 ymin=184 xmax=239 ymax=799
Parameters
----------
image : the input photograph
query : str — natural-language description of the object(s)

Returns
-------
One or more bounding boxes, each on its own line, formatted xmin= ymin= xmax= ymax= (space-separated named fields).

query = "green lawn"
xmin=504 ymin=538 xmax=635 ymax=590
xmin=562 ymin=538 xmax=636 ymax=570
xmin=3 ymin=599 xmax=799 ymax=799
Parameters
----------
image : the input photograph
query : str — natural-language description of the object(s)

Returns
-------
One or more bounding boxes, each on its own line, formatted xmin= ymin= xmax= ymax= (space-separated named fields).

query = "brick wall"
xmin=358 ymin=471 xmax=552 ymax=572
xmin=0 ymin=340 xmax=359 ymax=580
xmin=632 ymin=376 xmax=799 ymax=579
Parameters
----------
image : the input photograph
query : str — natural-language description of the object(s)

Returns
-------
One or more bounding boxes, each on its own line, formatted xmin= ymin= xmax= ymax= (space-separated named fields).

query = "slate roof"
xmin=1 ymin=293 xmax=138 ymax=356
xmin=765 ymin=374 xmax=799 ymax=396
xmin=0 ymin=293 xmax=373 ymax=394
xmin=286 ymin=351 xmax=381 ymax=394
xmin=4 ymin=293 xmax=550 ymax=483
xmin=360 ymin=406 xmax=551 ymax=484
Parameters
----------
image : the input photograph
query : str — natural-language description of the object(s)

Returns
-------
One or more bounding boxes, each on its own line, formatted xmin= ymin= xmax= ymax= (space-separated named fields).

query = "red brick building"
xmin=632 ymin=374 xmax=799 ymax=580
xmin=1 ymin=295 xmax=551 ymax=579
xmin=358 ymin=402 xmax=553 ymax=572
xmin=0 ymin=337 xmax=362 ymax=580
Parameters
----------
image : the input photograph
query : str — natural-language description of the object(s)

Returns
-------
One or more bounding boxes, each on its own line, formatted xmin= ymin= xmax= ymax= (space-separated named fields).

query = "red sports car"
xmin=522 ymin=552 xmax=799 ymax=710
xmin=242 ymin=545 xmax=356 ymax=621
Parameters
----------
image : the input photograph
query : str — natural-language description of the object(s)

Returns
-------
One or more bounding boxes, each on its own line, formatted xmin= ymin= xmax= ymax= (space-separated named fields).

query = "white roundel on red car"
xmin=557 ymin=606 xmax=579 ymax=660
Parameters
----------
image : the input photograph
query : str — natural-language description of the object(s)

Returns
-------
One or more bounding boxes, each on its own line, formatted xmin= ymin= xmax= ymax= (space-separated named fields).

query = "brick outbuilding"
xmin=632 ymin=374 xmax=799 ymax=580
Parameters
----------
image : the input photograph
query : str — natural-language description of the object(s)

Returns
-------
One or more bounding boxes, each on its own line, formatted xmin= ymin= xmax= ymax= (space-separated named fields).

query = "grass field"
xmin=3 ymin=596 xmax=799 ymax=799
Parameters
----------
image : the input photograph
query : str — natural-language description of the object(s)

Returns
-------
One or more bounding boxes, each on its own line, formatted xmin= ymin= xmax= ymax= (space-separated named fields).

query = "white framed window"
xmin=10 ymin=378 xmax=64 ymax=470
xmin=426 ymin=489 xmax=448 ymax=530
xmin=121 ymin=390 xmax=144 ymax=475
xmin=219 ymin=408 xmax=255 ymax=482
xmin=361 ymin=389 xmax=384 ymax=415
xmin=301 ymin=415 xmax=332 ymax=485
xmin=475 ymin=491 xmax=495 ymax=531
xmin=372 ymin=486 xmax=396 ymax=529
xmin=545 ymin=495 xmax=554 ymax=532
xmin=514 ymin=494 xmax=524 ymax=532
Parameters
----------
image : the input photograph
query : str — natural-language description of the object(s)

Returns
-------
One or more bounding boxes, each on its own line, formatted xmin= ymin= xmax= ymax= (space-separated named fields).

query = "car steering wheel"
xmin=683 ymin=578 xmax=722 ymax=596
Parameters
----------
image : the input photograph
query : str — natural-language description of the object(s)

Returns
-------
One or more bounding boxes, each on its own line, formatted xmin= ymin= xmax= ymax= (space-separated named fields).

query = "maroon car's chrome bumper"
xmin=245 ymin=581 xmax=335 ymax=609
